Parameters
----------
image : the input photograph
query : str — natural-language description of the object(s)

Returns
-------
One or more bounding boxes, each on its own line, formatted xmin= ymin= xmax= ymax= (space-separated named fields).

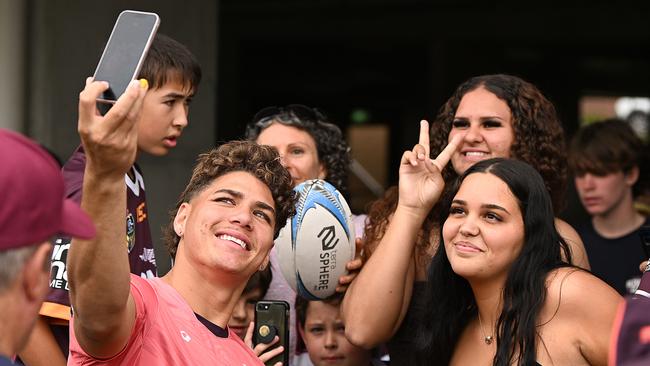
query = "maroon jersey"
xmin=41 ymin=146 xmax=157 ymax=353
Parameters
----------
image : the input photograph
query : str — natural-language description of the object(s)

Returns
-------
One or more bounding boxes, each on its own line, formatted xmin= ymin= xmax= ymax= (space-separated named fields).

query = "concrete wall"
xmin=0 ymin=0 xmax=25 ymax=131
xmin=25 ymin=0 xmax=219 ymax=274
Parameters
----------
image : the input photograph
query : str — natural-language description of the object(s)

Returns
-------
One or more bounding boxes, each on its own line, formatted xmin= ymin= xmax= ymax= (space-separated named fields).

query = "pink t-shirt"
xmin=69 ymin=275 xmax=263 ymax=366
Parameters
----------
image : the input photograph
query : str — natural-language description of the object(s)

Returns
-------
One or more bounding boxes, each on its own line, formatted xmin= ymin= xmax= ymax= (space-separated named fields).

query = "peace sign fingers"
xmin=431 ymin=132 xmax=463 ymax=172
xmin=418 ymin=120 xmax=431 ymax=158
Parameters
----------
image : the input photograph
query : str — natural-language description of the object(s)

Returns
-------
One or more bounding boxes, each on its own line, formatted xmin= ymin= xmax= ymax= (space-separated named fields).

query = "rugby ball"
xmin=275 ymin=179 xmax=356 ymax=300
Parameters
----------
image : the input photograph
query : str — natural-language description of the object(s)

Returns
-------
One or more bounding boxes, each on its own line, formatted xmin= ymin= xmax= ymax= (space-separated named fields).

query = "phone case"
xmin=93 ymin=10 xmax=159 ymax=114
xmin=254 ymin=300 xmax=290 ymax=366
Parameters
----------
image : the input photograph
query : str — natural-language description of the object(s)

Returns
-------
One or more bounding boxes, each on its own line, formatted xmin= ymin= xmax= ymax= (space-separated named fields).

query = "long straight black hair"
xmin=416 ymin=158 xmax=572 ymax=365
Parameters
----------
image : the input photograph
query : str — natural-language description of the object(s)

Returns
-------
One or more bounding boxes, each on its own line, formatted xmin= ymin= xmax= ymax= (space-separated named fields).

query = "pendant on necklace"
xmin=484 ymin=335 xmax=493 ymax=345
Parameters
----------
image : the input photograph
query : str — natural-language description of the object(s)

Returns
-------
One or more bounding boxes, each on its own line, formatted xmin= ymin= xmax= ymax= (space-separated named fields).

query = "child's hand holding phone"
xmin=244 ymin=322 xmax=284 ymax=366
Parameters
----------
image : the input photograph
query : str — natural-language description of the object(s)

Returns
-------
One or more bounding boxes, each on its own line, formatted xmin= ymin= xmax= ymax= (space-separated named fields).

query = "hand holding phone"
xmin=254 ymin=300 xmax=289 ymax=366
xmin=93 ymin=10 xmax=159 ymax=114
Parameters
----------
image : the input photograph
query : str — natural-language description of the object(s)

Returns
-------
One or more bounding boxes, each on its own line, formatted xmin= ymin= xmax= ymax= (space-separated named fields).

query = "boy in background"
xmin=228 ymin=267 xmax=272 ymax=340
xmin=569 ymin=118 xmax=649 ymax=294
xmin=19 ymin=34 xmax=201 ymax=365
xmin=295 ymin=294 xmax=384 ymax=366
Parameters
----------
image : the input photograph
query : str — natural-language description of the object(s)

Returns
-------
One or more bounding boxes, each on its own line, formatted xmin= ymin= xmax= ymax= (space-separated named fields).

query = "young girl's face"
xmin=301 ymin=301 xmax=371 ymax=366
xmin=443 ymin=172 xmax=525 ymax=283
xmin=448 ymin=87 xmax=515 ymax=175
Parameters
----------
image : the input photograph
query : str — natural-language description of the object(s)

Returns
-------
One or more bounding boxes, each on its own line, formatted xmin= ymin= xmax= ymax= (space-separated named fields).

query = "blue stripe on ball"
xmin=296 ymin=272 xmax=320 ymax=300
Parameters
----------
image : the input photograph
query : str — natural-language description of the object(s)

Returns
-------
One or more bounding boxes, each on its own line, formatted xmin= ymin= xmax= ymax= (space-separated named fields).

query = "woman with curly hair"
xmin=245 ymin=105 xmax=363 ymax=363
xmin=342 ymin=74 xmax=590 ymax=365
xmin=245 ymin=104 xmax=351 ymax=198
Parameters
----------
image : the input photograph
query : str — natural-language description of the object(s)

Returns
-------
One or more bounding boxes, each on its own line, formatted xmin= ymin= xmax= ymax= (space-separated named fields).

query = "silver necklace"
xmin=478 ymin=313 xmax=494 ymax=345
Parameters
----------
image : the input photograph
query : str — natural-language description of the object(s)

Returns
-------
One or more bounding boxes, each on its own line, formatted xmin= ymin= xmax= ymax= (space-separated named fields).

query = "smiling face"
xmin=301 ymin=301 xmax=371 ymax=366
xmin=137 ymin=80 xmax=194 ymax=156
xmin=255 ymin=122 xmax=326 ymax=186
xmin=443 ymin=172 xmax=525 ymax=282
xmin=173 ymin=171 xmax=276 ymax=278
xmin=448 ymin=87 xmax=515 ymax=175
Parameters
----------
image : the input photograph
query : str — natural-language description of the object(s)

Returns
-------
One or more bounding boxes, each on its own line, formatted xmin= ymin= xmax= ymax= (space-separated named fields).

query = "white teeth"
xmin=464 ymin=151 xmax=487 ymax=157
xmin=218 ymin=234 xmax=247 ymax=250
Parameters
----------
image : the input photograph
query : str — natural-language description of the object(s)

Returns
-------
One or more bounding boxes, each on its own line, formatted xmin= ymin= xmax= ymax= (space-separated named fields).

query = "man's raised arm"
xmin=67 ymin=78 xmax=147 ymax=359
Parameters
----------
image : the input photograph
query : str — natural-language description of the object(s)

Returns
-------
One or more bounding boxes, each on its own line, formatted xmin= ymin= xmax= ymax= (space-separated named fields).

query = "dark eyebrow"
xmin=162 ymin=92 xmax=193 ymax=100
xmin=216 ymin=188 xmax=242 ymax=199
xmin=451 ymin=199 xmax=510 ymax=214
xmin=215 ymin=189 xmax=276 ymax=215
xmin=255 ymin=201 xmax=276 ymax=216
xmin=452 ymin=116 xmax=505 ymax=121
xmin=481 ymin=203 xmax=510 ymax=214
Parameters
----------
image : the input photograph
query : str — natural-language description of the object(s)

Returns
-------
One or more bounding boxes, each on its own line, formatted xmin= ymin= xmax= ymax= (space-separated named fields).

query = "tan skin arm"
xmin=341 ymin=210 xmax=420 ymax=348
xmin=342 ymin=121 xmax=462 ymax=348
xmin=555 ymin=218 xmax=590 ymax=270
xmin=67 ymin=79 xmax=146 ymax=359
xmin=17 ymin=316 xmax=66 ymax=366
xmin=552 ymin=269 xmax=621 ymax=365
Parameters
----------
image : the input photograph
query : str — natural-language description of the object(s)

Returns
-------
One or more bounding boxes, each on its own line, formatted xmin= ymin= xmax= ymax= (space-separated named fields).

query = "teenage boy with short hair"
xmin=569 ymin=118 xmax=649 ymax=294
xmin=20 ymin=34 xmax=202 ymax=365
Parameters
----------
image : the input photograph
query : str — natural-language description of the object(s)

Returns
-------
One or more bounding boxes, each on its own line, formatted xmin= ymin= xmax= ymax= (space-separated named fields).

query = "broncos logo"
xmin=126 ymin=213 xmax=136 ymax=252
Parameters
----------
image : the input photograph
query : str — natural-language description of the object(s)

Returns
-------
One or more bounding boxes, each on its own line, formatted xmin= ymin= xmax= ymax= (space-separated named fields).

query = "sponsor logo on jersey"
xmin=50 ymin=238 xmax=70 ymax=290
xmin=139 ymin=248 xmax=156 ymax=266
xmin=126 ymin=213 xmax=136 ymax=252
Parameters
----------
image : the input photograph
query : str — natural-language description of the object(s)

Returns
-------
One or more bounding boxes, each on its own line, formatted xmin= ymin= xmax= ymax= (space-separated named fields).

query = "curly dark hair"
xmin=362 ymin=186 xmax=437 ymax=269
xmin=163 ymin=141 xmax=297 ymax=259
xmin=429 ymin=74 xmax=568 ymax=212
xmin=364 ymin=74 xmax=568 ymax=264
xmin=245 ymin=105 xmax=351 ymax=198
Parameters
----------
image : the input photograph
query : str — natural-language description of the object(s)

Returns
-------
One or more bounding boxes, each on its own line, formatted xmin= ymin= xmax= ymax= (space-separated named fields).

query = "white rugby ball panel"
xmin=294 ymin=203 xmax=351 ymax=299
xmin=274 ymin=220 xmax=296 ymax=291
xmin=275 ymin=179 xmax=356 ymax=300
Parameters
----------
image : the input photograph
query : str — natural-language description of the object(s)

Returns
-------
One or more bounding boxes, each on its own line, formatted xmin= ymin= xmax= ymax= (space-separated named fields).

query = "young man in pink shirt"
xmin=66 ymin=78 xmax=297 ymax=365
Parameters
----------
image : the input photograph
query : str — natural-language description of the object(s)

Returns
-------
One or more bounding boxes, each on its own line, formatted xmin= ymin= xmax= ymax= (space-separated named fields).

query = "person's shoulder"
xmin=128 ymin=274 xmax=159 ymax=310
xmin=546 ymin=267 xmax=602 ymax=295
xmin=554 ymin=219 xmax=581 ymax=242
xmin=546 ymin=267 xmax=620 ymax=315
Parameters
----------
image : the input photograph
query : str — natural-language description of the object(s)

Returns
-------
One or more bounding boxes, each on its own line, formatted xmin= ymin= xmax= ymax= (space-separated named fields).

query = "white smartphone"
xmin=93 ymin=10 xmax=159 ymax=112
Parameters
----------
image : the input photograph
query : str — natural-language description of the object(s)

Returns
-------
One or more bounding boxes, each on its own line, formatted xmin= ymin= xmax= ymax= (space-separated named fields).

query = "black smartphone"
xmin=93 ymin=10 xmax=159 ymax=114
xmin=640 ymin=225 xmax=650 ymax=258
xmin=254 ymin=300 xmax=289 ymax=366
